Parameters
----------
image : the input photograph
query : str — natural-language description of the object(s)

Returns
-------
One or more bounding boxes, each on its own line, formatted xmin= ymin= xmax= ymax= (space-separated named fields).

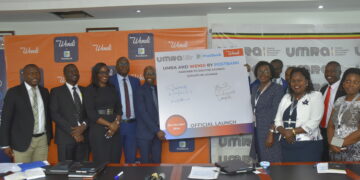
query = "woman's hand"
xmin=329 ymin=144 xmax=342 ymax=153
xmin=283 ymin=129 xmax=295 ymax=144
xmin=265 ymin=131 xmax=274 ymax=148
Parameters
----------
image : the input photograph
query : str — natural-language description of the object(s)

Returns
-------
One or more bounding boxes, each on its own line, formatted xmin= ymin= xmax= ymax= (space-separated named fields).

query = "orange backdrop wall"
xmin=3 ymin=27 xmax=209 ymax=164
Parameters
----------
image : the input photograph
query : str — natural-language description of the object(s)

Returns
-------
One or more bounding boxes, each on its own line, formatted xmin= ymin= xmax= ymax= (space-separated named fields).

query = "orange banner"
xmin=4 ymin=27 xmax=208 ymax=164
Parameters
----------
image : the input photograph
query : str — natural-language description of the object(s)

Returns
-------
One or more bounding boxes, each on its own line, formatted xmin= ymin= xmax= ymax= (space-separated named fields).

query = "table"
xmin=4 ymin=162 xmax=360 ymax=180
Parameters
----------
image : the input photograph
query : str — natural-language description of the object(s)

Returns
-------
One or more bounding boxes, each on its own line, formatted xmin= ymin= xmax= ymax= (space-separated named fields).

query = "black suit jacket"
xmin=50 ymin=85 xmax=88 ymax=145
xmin=0 ymin=83 xmax=52 ymax=152
xmin=320 ymin=84 xmax=346 ymax=102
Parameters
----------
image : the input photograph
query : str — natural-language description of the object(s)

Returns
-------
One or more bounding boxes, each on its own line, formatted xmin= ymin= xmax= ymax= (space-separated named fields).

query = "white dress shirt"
xmin=117 ymin=74 xmax=135 ymax=120
xmin=65 ymin=82 xmax=83 ymax=103
xmin=323 ymin=80 xmax=340 ymax=128
xmin=275 ymin=91 xmax=324 ymax=141
xmin=25 ymin=82 xmax=45 ymax=134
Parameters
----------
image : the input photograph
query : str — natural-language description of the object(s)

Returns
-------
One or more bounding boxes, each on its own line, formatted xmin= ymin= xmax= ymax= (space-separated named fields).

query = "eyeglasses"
xmin=257 ymin=70 xmax=270 ymax=75
xmin=344 ymin=80 xmax=360 ymax=85
xmin=98 ymin=71 xmax=109 ymax=75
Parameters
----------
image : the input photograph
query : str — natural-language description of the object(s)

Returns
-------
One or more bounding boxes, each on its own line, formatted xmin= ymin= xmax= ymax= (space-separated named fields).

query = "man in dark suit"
xmin=136 ymin=66 xmax=165 ymax=163
xmin=319 ymin=61 xmax=345 ymax=161
xmin=271 ymin=59 xmax=288 ymax=92
xmin=0 ymin=64 xmax=52 ymax=163
xmin=109 ymin=57 xmax=140 ymax=163
xmin=50 ymin=64 xmax=89 ymax=161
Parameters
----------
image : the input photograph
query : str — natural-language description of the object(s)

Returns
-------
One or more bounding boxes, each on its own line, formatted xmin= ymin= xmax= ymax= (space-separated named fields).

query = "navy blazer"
xmin=109 ymin=74 xmax=140 ymax=117
xmin=250 ymin=78 xmax=288 ymax=94
xmin=135 ymin=83 xmax=160 ymax=140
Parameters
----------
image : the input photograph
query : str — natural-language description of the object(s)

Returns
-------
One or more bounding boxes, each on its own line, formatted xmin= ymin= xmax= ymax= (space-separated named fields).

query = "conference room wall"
xmin=1 ymin=11 xmax=360 ymax=35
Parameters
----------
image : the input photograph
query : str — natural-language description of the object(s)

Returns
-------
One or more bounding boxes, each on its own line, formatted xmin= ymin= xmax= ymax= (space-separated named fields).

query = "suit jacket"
xmin=0 ymin=83 xmax=52 ymax=152
xmin=320 ymin=84 xmax=346 ymax=102
xmin=135 ymin=83 xmax=159 ymax=140
xmin=109 ymin=74 xmax=140 ymax=118
xmin=50 ymin=84 xmax=88 ymax=145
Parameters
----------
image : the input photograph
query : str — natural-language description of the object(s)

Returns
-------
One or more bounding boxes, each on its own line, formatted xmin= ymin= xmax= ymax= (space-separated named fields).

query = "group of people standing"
xmin=1 ymin=56 xmax=359 ymax=164
xmin=0 ymin=56 xmax=165 ymax=164
xmin=250 ymin=59 xmax=360 ymax=162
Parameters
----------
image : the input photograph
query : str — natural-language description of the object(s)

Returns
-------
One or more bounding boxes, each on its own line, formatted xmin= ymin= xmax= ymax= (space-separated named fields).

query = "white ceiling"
xmin=0 ymin=0 xmax=359 ymax=22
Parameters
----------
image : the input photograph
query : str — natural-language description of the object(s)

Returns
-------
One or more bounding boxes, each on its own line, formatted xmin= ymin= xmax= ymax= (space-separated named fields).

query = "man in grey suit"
xmin=50 ymin=64 xmax=89 ymax=161
xmin=0 ymin=64 xmax=52 ymax=163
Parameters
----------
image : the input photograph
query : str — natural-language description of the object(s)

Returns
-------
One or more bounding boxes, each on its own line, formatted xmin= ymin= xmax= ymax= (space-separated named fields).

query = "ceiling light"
xmin=136 ymin=10 xmax=141 ymax=13
xmin=227 ymin=6 xmax=232 ymax=10
xmin=318 ymin=5 xmax=324 ymax=9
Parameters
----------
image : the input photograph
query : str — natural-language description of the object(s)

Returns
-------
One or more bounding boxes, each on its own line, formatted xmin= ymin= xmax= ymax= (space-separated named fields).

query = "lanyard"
xmin=289 ymin=99 xmax=298 ymax=117
xmin=337 ymin=93 xmax=360 ymax=128
xmin=254 ymin=82 xmax=271 ymax=113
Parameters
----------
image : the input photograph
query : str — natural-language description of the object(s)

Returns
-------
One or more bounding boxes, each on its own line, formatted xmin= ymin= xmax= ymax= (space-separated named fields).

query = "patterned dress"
xmin=330 ymin=96 xmax=360 ymax=161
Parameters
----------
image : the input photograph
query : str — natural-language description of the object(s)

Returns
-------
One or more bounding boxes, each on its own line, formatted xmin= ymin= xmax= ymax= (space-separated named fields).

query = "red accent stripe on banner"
xmin=213 ymin=37 xmax=360 ymax=40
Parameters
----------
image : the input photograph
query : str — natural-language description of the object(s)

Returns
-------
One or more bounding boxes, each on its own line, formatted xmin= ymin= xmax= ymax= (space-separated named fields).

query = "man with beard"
xmin=50 ymin=64 xmax=89 ymax=161
xmin=319 ymin=61 xmax=345 ymax=161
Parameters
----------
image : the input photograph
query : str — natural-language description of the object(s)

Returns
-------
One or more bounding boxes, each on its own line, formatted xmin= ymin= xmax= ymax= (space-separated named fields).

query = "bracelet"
xmin=292 ymin=128 xmax=296 ymax=136
xmin=269 ymin=129 xmax=274 ymax=133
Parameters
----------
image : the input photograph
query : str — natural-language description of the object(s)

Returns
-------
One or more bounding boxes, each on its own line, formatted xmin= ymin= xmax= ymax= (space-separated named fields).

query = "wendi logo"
xmin=54 ymin=36 xmax=79 ymax=62
xmin=223 ymin=48 xmax=244 ymax=57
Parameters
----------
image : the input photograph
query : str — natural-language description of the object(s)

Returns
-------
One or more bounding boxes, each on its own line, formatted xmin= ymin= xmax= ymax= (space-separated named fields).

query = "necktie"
xmin=151 ymin=86 xmax=158 ymax=111
xmin=72 ymin=86 xmax=82 ymax=114
xmin=320 ymin=86 xmax=331 ymax=128
xmin=123 ymin=78 xmax=131 ymax=119
xmin=31 ymin=87 xmax=39 ymax=133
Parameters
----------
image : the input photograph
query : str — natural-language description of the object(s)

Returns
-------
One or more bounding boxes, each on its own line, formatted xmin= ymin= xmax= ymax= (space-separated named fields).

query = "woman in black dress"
xmin=84 ymin=63 xmax=122 ymax=163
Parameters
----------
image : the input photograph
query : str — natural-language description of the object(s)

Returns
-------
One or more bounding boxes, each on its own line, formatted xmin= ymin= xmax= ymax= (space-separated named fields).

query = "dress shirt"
xmin=65 ymin=82 xmax=83 ymax=103
xmin=275 ymin=91 xmax=324 ymax=141
xmin=322 ymin=80 xmax=340 ymax=128
xmin=117 ymin=74 xmax=135 ymax=120
xmin=25 ymin=82 xmax=45 ymax=134
xmin=273 ymin=77 xmax=283 ymax=86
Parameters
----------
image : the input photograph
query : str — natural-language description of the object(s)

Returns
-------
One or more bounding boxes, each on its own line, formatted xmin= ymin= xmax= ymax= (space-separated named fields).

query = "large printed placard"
xmin=156 ymin=48 xmax=253 ymax=140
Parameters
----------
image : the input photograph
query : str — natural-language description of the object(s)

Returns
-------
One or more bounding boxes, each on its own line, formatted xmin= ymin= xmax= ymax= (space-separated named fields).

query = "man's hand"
xmin=3 ymin=147 xmax=13 ymax=158
xmin=156 ymin=131 xmax=166 ymax=140
xmin=71 ymin=124 xmax=87 ymax=137
xmin=73 ymin=135 xmax=84 ymax=143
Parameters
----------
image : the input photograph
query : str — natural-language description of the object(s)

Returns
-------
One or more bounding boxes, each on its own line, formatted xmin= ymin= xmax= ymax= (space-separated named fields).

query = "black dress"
xmin=84 ymin=85 xmax=122 ymax=163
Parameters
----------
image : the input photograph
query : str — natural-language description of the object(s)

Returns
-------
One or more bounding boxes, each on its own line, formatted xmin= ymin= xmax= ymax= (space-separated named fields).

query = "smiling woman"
xmin=84 ymin=62 xmax=123 ymax=163
xmin=275 ymin=67 xmax=324 ymax=162
xmin=327 ymin=68 xmax=360 ymax=161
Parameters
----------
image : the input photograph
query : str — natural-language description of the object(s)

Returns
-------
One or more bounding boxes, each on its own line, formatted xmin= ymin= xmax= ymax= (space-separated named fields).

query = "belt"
xmin=121 ymin=119 xmax=136 ymax=123
xmin=97 ymin=108 xmax=114 ymax=115
xmin=32 ymin=133 xmax=45 ymax=137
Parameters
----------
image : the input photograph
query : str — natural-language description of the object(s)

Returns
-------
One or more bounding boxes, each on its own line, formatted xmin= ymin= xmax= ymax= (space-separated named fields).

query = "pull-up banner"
xmin=156 ymin=48 xmax=253 ymax=140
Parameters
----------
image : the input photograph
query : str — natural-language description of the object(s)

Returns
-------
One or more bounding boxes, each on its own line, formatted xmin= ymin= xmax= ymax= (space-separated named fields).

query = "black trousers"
xmin=57 ymin=142 xmax=89 ymax=162
xmin=320 ymin=127 xmax=330 ymax=161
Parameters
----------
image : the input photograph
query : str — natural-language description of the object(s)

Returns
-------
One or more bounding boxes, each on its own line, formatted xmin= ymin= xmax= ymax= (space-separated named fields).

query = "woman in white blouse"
xmin=275 ymin=67 xmax=324 ymax=162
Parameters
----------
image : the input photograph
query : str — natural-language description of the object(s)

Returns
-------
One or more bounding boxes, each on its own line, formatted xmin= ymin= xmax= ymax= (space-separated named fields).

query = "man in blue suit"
xmin=270 ymin=59 xmax=288 ymax=92
xmin=109 ymin=57 xmax=140 ymax=163
xmin=136 ymin=66 xmax=165 ymax=163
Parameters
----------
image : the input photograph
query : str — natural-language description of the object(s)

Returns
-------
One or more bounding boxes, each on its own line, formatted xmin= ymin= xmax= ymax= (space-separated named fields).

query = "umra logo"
xmin=286 ymin=47 xmax=332 ymax=57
